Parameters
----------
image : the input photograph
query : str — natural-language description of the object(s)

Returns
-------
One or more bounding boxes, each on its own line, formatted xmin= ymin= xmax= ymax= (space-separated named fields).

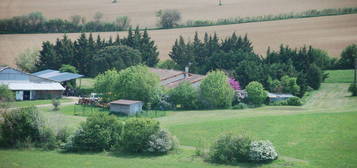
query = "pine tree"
xmin=36 ymin=41 xmax=59 ymax=70
xmin=140 ymin=29 xmax=159 ymax=66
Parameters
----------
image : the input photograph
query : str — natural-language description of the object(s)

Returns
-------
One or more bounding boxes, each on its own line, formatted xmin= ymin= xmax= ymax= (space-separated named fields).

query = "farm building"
xmin=32 ymin=69 xmax=84 ymax=95
xmin=267 ymin=92 xmax=295 ymax=102
xmin=0 ymin=66 xmax=65 ymax=100
xmin=149 ymin=67 xmax=205 ymax=89
xmin=110 ymin=99 xmax=144 ymax=115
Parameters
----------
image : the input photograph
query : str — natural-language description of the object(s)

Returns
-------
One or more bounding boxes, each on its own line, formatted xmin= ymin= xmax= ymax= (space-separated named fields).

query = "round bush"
xmin=208 ymin=134 xmax=251 ymax=163
xmin=287 ymin=97 xmax=302 ymax=106
xmin=65 ymin=113 xmax=122 ymax=152
xmin=248 ymin=140 xmax=278 ymax=162
xmin=120 ymin=118 xmax=160 ymax=153
xmin=145 ymin=129 xmax=178 ymax=154
xmin=0 ymin=107 xmax=43 ymax=147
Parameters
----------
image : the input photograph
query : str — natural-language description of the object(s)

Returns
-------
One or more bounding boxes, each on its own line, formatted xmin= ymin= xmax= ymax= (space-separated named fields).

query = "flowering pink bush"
xmin=229 ymin=78 xmax=241 ymax=91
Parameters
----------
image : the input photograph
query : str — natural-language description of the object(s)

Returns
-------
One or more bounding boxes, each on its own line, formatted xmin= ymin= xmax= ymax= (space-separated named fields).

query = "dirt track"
xmin=1 ymin=0 xmax=357 ymax=28
xmin=1 ymin=14 xmax=357 ymax=67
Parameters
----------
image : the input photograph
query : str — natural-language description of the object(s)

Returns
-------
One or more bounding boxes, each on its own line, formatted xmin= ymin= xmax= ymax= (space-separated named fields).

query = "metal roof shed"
xmin=110 ymin=99 xmax=144 ymax=116
xmin=32 ymin=69 xmax=84 ymax=82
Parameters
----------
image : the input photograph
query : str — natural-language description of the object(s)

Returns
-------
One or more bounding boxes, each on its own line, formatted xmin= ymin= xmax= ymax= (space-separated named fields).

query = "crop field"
xmin=1 ymin=0 xmax=357 ymax=28
xmin=1 ymin=14 xmax=357 ymax=67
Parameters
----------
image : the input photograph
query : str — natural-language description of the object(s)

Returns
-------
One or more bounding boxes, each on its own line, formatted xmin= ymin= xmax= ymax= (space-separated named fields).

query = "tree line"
xmin=0 ymin=12 xmax=130 ymax=34
xmin=36 ymin=27 xmax=159 ymax=77
xmin=168 ymin=32 xmax=350 ymax=97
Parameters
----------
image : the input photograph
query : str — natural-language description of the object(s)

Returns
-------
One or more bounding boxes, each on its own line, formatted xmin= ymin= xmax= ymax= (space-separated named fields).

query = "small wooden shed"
xmin=109 ymin=99 xmax=144 ymax=115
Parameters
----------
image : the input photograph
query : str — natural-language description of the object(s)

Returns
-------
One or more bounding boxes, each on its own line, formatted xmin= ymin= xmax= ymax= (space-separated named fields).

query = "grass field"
xmin=10 ymin=98 xmax=71 ymax=108
xmin=1 ymin=14 xmax=357 ymax=67
xmin=1 ymin=0 xmax=356 ymax=28
xmin=325 ymin=69 xmax=355 ymax=83
xmin=1 ymin=74 xmax=357 ymax=167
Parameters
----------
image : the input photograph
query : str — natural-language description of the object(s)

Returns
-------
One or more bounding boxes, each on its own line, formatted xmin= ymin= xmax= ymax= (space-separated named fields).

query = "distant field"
xmin=1 ymin=0 xmax=356 ymax=28
xmin=1 ymin=14 xmax=357 ymax=67
xmin=325 ymin=69 xmax=354 ymax=83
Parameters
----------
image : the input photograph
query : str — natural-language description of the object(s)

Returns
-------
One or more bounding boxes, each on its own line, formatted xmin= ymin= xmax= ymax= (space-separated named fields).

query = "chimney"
xmin=184 ymin=66 xmax=189 ymax=78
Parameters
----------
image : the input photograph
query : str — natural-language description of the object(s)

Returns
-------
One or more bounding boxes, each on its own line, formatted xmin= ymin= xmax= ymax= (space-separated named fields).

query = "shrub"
xmin=156 ymin=9 xmax=181 ymax=28
xmin=269 ymin=100 xmax=288 ymax=106
xmin=306 ymin=64 xmax=323 ymax=90
xmin=113 ymin=65 xmax=162 ymax=108
xmin=15 ymin=48 xmax=39 ymax=73
xmin=348 ymin=83 xmax=357 ymax=96
xmin=281 ymin=75 xmax=300 ymax=95
xmin=287 ymin=97 xmax=303 ymax=106
xmin=65 ymin=113 xmax=122 ymax=152
xmin=56 ymin=127 xmax=73 ymax=144
xmin=0 ymin=85 xmax=14 ymax=109
xmin=248 ymin=140 xmax=278 ymax=162
xmin=156 ymin=60 xmax=180 ymax=70
xmin=52 ymin=98 xmax=61 ymax=111
xmin=232 ymin=103 xmax=248 ymax=110
xmin=245 ymin=81 xmax=268 ymax=106
xmin=0 ymin=107 xmax=43 ymax=147
xmin=120 ymin=118 xmax=160 ymax=153
xmin=200 ymin=70 xmax=235 ymax=109
xmin=168 ymin=81 xmax=199 ymax=109
xmin=39 ymin=127 xmax=57 ymax=150
xmin=337 ymin=44 xmax=357 ymax=69
xmin=0 ymin=107 xmax=56 ymax=149
xmin=145 ymin=129 xmax=178 ymax=154
xmin=208 ymin=134 xmax=251 ymax=163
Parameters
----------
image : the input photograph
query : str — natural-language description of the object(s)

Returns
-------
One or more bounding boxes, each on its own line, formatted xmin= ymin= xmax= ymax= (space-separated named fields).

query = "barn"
xmin=109 ymin=99 xmax=143 ymax=115
xmin=0 ymin=66 xmax=65 ymax=100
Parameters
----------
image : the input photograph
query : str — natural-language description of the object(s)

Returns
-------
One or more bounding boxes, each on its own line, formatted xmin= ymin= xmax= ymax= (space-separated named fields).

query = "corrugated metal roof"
xmin=267 ymin=92 xmax=294 ymax=98
xmin=7 ymin=83 xmax=65 ymax=91
xmin=32 ymin=69 xmax=83 ymax=82
xmin=110 ymin=99 xmax=143 ymax=105
xmin=0 ymin=66 xmax=7 ymax=71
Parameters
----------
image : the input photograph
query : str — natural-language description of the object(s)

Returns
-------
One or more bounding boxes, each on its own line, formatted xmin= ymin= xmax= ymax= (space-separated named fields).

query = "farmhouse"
xmin=109 ymin=99 xmax=143 ymax=115
xmin=149 ymin=68 xmax=205 ymax=88
xmin=0 ymin=66 xmax=65 ymax=100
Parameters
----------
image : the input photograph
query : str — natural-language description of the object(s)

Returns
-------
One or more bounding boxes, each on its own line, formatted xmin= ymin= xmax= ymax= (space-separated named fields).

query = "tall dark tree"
xmin=140 ymin=29 xmax=159 ymax=66
xmin=36 ymin=41 xmax=59 ymax=70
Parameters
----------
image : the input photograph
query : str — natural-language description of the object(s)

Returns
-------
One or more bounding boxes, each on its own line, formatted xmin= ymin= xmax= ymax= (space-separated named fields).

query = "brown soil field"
xmin=1 ymin=14 xmax=357 ymax=67
xmin=0 ymin=0 xmax=357 ymax=28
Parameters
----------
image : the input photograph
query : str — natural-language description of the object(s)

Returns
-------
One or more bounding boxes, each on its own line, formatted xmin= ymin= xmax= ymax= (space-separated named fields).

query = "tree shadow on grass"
xmin=207 ymin=159 xmax=276 ymax=168
xmin=108 ymin=150 xmax=168 ymax=159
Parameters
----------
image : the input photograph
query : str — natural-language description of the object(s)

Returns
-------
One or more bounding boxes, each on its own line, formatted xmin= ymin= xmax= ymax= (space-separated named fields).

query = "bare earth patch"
xmin=1 ymin=0 xmax=357 ymax=28
xmin=1 ymin=14 xmax=357 ymax=66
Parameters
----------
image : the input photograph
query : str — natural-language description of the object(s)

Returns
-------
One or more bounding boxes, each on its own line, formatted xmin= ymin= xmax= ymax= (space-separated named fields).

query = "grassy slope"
xmin=1 ymin=75 xmax=357 ymax=167
xmin=324 ymin=69 xmax=354 ymax=83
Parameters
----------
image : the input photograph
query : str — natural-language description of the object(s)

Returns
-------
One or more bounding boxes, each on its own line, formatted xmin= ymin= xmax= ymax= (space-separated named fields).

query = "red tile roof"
xmin=149 ymin=68 xmax=205 ymax=89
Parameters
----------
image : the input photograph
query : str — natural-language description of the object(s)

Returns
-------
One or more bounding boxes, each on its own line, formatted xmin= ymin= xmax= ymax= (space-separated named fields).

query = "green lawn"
xmin=324 ymin=69 xmax=354 ymax=83
xmin=1 ymin=72 xmax=357 ymax=168
xmin=168 ymin=112 xmax=357 ymax=168
xmin=11 ymin=98 xmax=72 ymax=108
